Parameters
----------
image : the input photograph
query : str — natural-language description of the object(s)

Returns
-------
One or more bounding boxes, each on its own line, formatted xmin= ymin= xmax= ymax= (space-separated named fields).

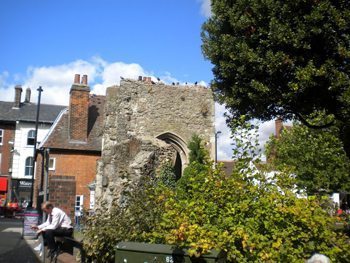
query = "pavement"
xmin=0 ymin=217 xmax=41 ymax=263
xmin=0 ymin=217 xmax=84 ymax=263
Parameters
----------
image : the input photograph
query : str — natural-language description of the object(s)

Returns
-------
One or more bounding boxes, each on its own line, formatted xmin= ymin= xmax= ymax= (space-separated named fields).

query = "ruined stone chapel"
xmin=95 ymin=77 xmax=215 ymax=207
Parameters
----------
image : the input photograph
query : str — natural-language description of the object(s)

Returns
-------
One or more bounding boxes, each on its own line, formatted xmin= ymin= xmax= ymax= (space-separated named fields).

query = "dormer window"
xmin=27 ymin=130 xmax=35 ymax=146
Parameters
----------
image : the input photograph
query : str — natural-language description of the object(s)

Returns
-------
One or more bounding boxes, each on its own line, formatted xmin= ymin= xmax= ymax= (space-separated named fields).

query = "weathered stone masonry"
xmin=95 ymin=79 xmax=215 ymax=208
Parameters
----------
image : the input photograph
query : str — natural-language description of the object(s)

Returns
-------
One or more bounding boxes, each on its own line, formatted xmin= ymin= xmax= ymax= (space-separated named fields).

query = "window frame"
xmin=48 ymin=158 xmax=56 ymax=171
xmin=0 ymin=129 xmax=3 ymax=145
xmin=25 ymin=157 xmax=34 ymax=176
xmin=75 ymin=195 xmax=84 ymax=216
xmin=27 ymin=130 xmax=36 ymax=146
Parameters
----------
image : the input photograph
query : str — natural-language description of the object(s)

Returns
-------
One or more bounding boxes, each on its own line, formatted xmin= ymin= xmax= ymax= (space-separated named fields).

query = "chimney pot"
xmin=25 ymin=88 xmax=31 ymax=103
xmin=143 ymin=77 xmax=147 ymax=82
xmin=14 ymin=85 xmax=23 ymax=108
xmin=138 ymin=76 xmax=143 ymax=81
xmin=81 ymin=75 xmax=88 ymax=85
xmin=74 ymin=74 xmax=81 ymax=84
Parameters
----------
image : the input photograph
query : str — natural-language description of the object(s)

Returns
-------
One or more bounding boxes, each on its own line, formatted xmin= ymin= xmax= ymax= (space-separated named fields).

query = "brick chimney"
xmin=25 ymin=88 xmax=31 ymax=103
xmin=69 ymin=74 xmax=90 ymax=142
xmin=275 ymin=118 xmax=283 ymax=138
xmin=13 ymin=85 xmax=23 ymax=108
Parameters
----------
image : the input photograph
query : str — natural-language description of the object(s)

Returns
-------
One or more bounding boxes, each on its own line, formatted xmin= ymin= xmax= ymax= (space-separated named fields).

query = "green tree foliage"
xmin=230 ymin=116 xmax=261 ymax=162
xmin=188 ymin=134 xmax=207 ymax=164
xmin=83 ymin=131 xmax=350 ymax=262
xmin=266 ymin=123 xmax=350 ymax=195
xmin=83 ymin=177 xmax=171 ymax=262
xmin=202 ymin=0 xmax=350 ymax=157
xmin=149 ymin=160 xmax=350 ymax=262
xmin=157 ymin=162 xmax=177 ymax=189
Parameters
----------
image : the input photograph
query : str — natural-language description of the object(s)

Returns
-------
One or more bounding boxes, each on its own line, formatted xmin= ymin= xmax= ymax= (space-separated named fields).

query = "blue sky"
xmin=0 ymin=0 xmax=211 ymax=84
xmin=0 ymin=0 xmax=276 ymax=160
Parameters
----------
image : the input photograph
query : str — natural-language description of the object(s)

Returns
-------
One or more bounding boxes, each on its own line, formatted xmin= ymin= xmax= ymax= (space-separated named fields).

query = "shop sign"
xmin=18 ymin=180 xmax=32 ymax=189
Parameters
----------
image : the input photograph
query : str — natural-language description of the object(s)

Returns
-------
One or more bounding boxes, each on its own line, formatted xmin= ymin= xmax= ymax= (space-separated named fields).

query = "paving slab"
xmin=0 ymin=218 xmax=40 ymax=263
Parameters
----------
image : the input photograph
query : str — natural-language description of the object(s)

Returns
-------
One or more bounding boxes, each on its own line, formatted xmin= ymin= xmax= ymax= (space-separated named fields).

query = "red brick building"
xmin=34 ymin=74 xmax=105 ymax=218
xmin=0 ymin=123 xmax=15 ymax=207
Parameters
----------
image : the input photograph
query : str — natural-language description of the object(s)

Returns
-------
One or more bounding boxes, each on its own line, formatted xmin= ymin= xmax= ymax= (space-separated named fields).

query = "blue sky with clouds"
xmin=0 ymin=0 xmax=211 ymax=84
xmin=0 ymin=0 xmax=276 ymax=160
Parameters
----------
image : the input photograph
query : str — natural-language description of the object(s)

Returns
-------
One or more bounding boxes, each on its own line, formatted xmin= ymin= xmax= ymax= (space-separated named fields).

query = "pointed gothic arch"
xmin=156 ymin=132 xmax=189 ymax=178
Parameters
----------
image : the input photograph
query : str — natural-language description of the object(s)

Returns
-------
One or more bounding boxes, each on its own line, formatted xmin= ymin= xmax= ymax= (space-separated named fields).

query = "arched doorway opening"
xmin=156 ymin=132 xmax=188 ymax=179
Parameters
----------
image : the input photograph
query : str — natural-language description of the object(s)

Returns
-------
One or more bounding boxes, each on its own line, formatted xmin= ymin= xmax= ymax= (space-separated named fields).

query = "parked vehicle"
xmin=4 ymin=202 xmax=22 ymax=217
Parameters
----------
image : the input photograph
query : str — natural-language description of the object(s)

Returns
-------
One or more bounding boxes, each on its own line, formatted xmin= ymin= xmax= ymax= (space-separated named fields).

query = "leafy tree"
xmin=202 ymin=0 xmax=350 ymax=157
xmin=148 ymin=132 xmax=350 ymax=262
xmin=266 ymin=123 xmax=350 ymax=195
xmin=148 ymin=159 xmax=350 ymax=262
xmin=176 ymin=134 xmax=211 ymax=197
xmin=188 ymin=134 xmax=208 ymax=164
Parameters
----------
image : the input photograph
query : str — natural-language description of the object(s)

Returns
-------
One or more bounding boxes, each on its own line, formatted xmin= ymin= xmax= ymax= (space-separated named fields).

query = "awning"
xmin=0 ymin=177 xmax=8 ymax=192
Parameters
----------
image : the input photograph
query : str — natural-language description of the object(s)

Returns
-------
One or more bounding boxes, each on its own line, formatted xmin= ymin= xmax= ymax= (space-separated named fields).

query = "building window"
xmin=48 ymin=158 xmax=56 ymax=171
xmin=27 ymin=130 xmax=35 ymax=146
xmin=0 ymin=129 xmax=3 ymax=145
xmin=75 ymin=195 xmax=84 ymax=217
xmin=25 ymin=157 xmax=34 ymax=176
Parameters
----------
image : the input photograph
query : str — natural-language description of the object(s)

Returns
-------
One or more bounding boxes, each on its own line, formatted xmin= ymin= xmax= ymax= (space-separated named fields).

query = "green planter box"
xmin=115 ymin=242 xmax=226 ymax=263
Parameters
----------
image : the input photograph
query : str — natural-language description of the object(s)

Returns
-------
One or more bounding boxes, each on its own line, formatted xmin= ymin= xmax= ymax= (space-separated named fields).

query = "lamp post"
xmin=22 ymin=87 xmax=42 ymax=239
xmin=29 ymin=86 xmax=43 ymax=208
xmin=215 ymin=131 xmax=221 ymax=163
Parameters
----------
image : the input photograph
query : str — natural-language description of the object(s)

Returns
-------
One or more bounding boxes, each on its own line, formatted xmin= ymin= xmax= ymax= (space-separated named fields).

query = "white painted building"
xmin=11 ymin=122 xmax=51 ymax=180
xmin=0 ymin=86 xmax=65 ymax=204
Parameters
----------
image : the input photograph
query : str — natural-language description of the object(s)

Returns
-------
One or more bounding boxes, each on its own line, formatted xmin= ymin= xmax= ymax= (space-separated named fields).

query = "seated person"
xmin=31 ymin=201 xmax=73 ymax=257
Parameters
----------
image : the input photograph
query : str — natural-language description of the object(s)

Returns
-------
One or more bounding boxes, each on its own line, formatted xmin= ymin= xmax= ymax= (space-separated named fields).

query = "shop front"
xmin=0 ymin=177 xmax=8 ymax=215
xmin=11 ymin=179 xmax=32 ymax=208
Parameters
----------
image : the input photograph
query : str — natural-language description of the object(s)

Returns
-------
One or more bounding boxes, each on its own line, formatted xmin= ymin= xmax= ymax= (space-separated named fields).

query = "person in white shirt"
xmin=31 ymin=201 xmax=73 ymax=257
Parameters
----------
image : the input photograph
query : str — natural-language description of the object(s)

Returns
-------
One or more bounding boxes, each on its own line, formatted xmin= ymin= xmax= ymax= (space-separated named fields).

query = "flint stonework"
xmin=95 ymin=79 xmax=215 ymax=209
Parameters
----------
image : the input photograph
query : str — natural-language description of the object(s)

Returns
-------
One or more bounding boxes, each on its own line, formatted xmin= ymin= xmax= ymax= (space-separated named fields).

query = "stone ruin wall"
xmin=95 ymin=79 xmax=215 ymax=208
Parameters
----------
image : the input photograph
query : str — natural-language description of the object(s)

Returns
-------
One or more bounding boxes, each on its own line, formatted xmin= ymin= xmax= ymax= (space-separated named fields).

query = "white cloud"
xmin=0 ymin=71 xmax=9 ymax=86
xmin=92 ymin=61 xmax=148 ymax=95
xmin=198 ymin=0 xmax=212 ymax=18
xmin=0 ymin=71 xmax=13 ymax=102
xmin=0 ymin=57 xmax=204 ymax=106
xmin=258 ymin=120 xmax=276 ymax=146
xmin=24 ymin=60 xmax=99 ymax=105
xmin=158 ymin=72 xmax=179 ymax=85
xmin=215 ymin=103 xmax=277 ymax=161
xmin=215 ymin=103 xmax=233 ymax=160
xmin=0 ymin=57 xmax=151 ymax=106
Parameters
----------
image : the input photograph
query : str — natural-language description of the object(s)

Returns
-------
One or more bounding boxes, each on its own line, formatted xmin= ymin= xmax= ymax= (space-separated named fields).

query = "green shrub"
xmin=157 ymin=162 xmax=177 ymax=189
xmin=148 ymin=161 xmax=350 ymax=262
xmin=83 ymin=176 xmax=171 ymax=262
xmin=84 ymin=133 xmax=350 ymax=262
